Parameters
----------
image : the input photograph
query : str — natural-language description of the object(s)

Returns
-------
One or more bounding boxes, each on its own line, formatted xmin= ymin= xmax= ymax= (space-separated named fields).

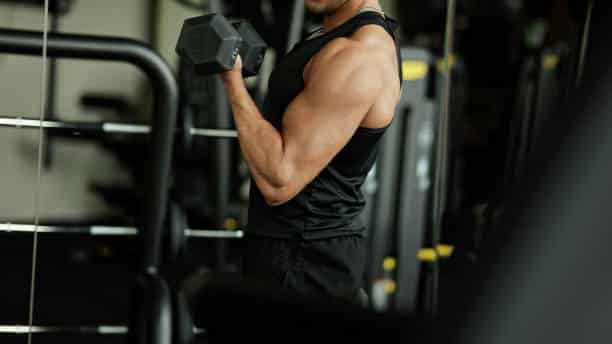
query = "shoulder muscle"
xmin=304 ymin=40 xmax=382 ymax=106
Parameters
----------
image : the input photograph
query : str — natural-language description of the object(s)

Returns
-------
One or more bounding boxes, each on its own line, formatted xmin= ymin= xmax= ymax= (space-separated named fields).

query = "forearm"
xmin=222 ymin=75 xmax=290 ymax=187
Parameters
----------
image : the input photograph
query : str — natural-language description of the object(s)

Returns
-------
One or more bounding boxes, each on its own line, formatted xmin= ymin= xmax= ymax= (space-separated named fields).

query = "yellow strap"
xmin=223 ymin=218 xmax=239 ymax=231
xmin=383 ymin=257 xmax=397 ymax=271
xmin=418 ymin=244 xmax=455 ymax=262
xmin=382 ymin=245 xmax=455 ymax=267
xmin=436 ymin=54 xmax=457 ymax=73
xmin=383 ymin=280 xmax=397 ymax=294
xmin=418 ymin=248 xmax=438 ymax=262
xmin=543 ymin=54 xmax=559 ymax=70
xmin=402 ymin=60 xmax=429 ymax=80
xmin=437 ymin=244 xmax=454 ymax=258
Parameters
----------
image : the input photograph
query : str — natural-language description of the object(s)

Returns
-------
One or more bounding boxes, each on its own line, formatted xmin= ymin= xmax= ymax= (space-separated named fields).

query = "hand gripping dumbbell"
xmin=176 ymin=13 xmax=268 ymax=77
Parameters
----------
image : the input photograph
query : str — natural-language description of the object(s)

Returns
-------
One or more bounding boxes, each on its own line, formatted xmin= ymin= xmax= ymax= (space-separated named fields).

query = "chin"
xmin=305 ymin=0 xmax=326 ymax=14
xmin=305 ymin=0 xmax=351 ymax=15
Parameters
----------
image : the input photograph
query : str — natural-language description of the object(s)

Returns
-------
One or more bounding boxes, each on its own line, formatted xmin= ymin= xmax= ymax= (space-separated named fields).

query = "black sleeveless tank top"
xmin=247 ymin=11 xmax=403 ymax=240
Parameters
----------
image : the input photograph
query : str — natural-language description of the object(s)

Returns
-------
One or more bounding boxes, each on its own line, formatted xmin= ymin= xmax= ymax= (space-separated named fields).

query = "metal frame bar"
xmin=0 ymin=116 xmax=238 ymax=138
xmin=0 ymin=28 xmax=179 ymax=271
xmin=576 ymin=0 xmax=593 ymax=86
xmin=0 ymin=223 xmax=244 ymax=239
xmin=429 ymin=0 xmax=457 ymax=318
xmin=0 ymin=325 xmax=128 ymax=335
xmin=389 ymin=48 xmax=437 ymax=314
xmin=0 ymin=324 xmax=205 ymax=335
xmin=287 ymin=0 xmax=305 ymax=52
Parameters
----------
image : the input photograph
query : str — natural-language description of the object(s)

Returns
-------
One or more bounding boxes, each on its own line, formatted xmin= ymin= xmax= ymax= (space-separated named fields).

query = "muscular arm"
xmin=222 ymin=39 xmax=383 ymax=206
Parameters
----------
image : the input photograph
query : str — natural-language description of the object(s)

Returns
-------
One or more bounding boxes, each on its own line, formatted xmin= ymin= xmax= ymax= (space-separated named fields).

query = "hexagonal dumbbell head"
xmin=231 ymin=21 xmax=268 ymax=77
xmin=176 ymin=13 xmax=243 ymax=76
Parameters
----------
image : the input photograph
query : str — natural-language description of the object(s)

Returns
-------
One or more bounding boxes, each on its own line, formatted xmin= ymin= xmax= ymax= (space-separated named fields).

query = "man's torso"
xmin=246 ymin=11 xmax=403 ymax=240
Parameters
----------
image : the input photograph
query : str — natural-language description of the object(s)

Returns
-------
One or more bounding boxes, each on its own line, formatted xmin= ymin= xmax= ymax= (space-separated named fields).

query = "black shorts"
xmin=242 ymin=235 xmax=367 ymax=305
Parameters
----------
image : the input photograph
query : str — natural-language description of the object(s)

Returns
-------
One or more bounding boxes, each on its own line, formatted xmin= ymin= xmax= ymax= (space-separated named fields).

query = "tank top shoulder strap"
xmin=335 ymin=11 xmax=403 ymax=86
xmin=328 ymin=11 xmax=397 ymax=40
xmin=301 ymin=11 xmax=403 ymax=85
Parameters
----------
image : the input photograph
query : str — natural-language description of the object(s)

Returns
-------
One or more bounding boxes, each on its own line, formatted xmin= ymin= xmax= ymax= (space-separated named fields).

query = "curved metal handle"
xmin=0 ymin=28 xmax=179 ymax=271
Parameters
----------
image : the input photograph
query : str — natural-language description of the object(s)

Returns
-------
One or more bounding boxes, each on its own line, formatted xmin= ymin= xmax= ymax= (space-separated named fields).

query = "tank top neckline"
xmin=306 ymin=10 xmax=389 ymax=41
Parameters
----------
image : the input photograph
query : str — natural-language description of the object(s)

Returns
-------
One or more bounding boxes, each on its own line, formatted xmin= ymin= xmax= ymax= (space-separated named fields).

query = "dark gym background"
xmin=0 ymin=0 xmax=606 ymax=343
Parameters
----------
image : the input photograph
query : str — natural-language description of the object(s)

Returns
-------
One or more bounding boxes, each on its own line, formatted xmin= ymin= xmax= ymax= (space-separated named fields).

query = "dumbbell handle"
xmin=0 ymin=223 xmax=244 ymax=239
xmin=0 ymin=116 xmax=238 ymax=138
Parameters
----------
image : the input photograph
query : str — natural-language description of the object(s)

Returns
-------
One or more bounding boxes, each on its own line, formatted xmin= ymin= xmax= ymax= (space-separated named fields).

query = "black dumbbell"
xmin=231 ymin=20 xmax=269 ymax=76
xmin=176 ymin=13 xmax=268 ymax=77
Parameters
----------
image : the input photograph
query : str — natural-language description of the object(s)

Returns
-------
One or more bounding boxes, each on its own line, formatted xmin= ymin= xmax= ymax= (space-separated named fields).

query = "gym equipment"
xmin=365 ymin=48 xmax=440 ymax=314
xmin=0 ymin=2 xmax=74 ymax=169
xmin=429 ymin=0 xmax=457 ymax=319
xmin=0 ymin=0 xmax=74 ymax=169
xmin=129 ymin=272 xmax=172 ymax=344
xmin=207 ymin=74 xmax=234 ymax=271
xmin=442 ymin=11 xmax=612 ymax=342
xmin=360 ymin=165 xmax=377 ymax=234
xmin=0 ymin=199 xmax=243 ymax=268
xmin=0 ymin=28 xmax=177 ymax=343
xmin=287 ymin=0 xmax=306 ymax=52
xmin=223 ymin=0 xmax=307 ymax=56
xmin=42 ymin=0 xmax=69 ymax=170
xmin=0 ymin=323 xmax=201 ymax=336
xmin=0 ymin=203 xmax=243 ymax=265
xmin=0 ymin=28 xmax=180 ymax=271
xmin=561 ymin=0 xmax=593 ymax=98
xmin=0 ymin=0 xmax=74 ymax=14
xmin=503 ymin=47 xmax=568 ymax=195
xmin=0 ymin=116 xmax=238 ymax=138
xmin=0 ymin=325 xmax=128 ymax=334
xmin=0 ymin=273 xmax=205 ymax=338
xmin=0 ymin=275 xmax=184 ymax=340
xmin=231 ymin=20 xmax=269 ymax=77
xmin=176 ymin=13 xmax=268 ymax=77
xmin=172 ymin=291 xmax=197 ymax=344
xmin=575 ymin=0 xmax=593 ymax=86
xmin=177 ymin=14 xmax=242 ymax=75
xmin=176 ymin=10 xmax=257 ymax=270
xmin=0 ymin=223 xmax=244 ymax=238
xmin=80 ymin=93 xmax=139 ymax=116
xmin=0 ymin=85 xmax=249 ymax=265
xmin=394 ymin=48 xmax=438 ymax=315
xmin=0 ymin=112 xmax=237 ymax=164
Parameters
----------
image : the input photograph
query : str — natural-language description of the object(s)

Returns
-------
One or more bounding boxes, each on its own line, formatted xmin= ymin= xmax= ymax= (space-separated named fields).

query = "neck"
xmin=322 ymin=0 xmax=381 ymax=33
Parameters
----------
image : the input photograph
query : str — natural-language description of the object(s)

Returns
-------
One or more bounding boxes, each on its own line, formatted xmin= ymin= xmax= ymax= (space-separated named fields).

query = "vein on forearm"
xmin=225 ymin=78 xmax=288 ymax=188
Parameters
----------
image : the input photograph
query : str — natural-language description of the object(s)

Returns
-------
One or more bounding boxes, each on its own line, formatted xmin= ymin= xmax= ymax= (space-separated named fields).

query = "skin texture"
xmin=304 ymin=0 xmax=352 ymax=16
xmin=221 ymin=0 xmax=400 ymax=206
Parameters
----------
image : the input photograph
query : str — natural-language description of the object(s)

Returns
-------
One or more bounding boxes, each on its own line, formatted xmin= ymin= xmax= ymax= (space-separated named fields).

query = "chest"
xmin=262 ymin=40 xmax=325 ymax=127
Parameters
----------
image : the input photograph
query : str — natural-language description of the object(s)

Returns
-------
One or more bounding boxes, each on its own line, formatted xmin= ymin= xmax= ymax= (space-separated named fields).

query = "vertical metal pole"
xmin=28 ymin=3 xmax=51 ymax=342
xmin=208 ymin=0 xmax=229 ymax=270
xmin=43 ymin=13 xmax=59 ymax=169
xmin=147 ymin=0 xmax=160 ymax=45
xmin=208 ymin=0 xmax=224 ymax=13
xmin=431 ymin=0 xmax=456 ymax=318
xmin=576 ymin=0 xmax=593 ymax=86
xmin=287 ymin=0 xmax=305 ymax=53
xmin=212 ymin=76 xmax=231 ymax=270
